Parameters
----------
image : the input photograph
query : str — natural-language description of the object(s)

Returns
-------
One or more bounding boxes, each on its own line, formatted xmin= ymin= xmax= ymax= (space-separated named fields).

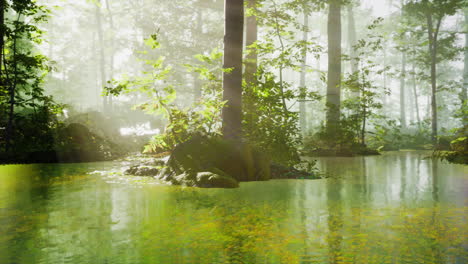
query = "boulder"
xmin=154 ymin=170 xmax=238 ymax=188
xmin=125 ymin=165 xmax=159 ymax=176
xmin=166 ymin=135 xmax=270 ymax=182
xmin=195 ymin=172 xmax=239 ymax=188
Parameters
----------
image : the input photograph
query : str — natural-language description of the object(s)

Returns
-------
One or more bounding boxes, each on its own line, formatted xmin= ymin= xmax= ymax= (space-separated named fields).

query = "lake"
xmin=0 ymin=151 xmax=466 ymax=264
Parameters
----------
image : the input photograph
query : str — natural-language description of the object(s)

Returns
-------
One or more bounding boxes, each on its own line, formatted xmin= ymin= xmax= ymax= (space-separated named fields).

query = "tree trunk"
xmin=6 ymin=13 xmax=20 ymax=153
xmin=0 ymin=0 xmax=4 ymax=74
xmin=105 ymin=0 xmax=114 ymax=110
xmin=400 ymin=52 xmax=406 ymax=128
xmin=462 ymin=9 xmax=468 ymax=126
xmin=427 ymin=14 xmax=440 ymax=143
xmin=193 ymin=8 xmax=203 ymax=101
xmin=222 ymin=0 xmax=244 ymax=141
xmin=412 ymin=63 xmax=421 ymax=130
xmin=383 ymin=46 xmax=388 ymax=106
xmin=299 ymin=10 xmax=308 ymax=136
xmin=0 ymin=0 xmax=5 ymax=151
xmin=95 ymin=0 xmax=108 ymax=112
xmin=245 ymin=0 xmax=257 ymax=85
xmin=326 ymin=0 xmax=342 ymax=135
xmin=347 ymin=5 xmax=358 ymax=77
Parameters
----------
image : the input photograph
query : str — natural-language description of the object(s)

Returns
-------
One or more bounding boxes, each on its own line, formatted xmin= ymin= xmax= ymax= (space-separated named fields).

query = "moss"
xmin=433 ymin=137 xmax=468 ymax=165
xmin=166 ymin=135 xmax=271 ymax=182
xmin=195 ymin=172 xmax=239 ymax=188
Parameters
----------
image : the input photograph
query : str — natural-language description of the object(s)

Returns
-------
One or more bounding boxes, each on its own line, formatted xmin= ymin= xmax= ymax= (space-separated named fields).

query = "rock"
xmin=166 ymin=135 xmax=270 ymax=182
xmin=156 ymin=170 xmax=238 ymax=188
xmin=125 ymin=165 xmax=159 ymax=176
xmin=195 ymin=172 xmax=239 ymax=188
xmin=125 ymin=135 xmax=317 ymax=187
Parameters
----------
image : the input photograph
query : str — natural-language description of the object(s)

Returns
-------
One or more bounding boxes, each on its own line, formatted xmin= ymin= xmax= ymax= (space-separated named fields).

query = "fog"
xmin=37 ymin=0 xmax=465 ymax=135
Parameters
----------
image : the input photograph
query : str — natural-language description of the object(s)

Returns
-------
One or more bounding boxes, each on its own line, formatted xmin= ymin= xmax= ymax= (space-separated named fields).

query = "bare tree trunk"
xmin=400 ymin=52 xmax=407 ymax=129
xmin=222 ymin=0 xmax=244 ymax=141
xmin=299 ymin=10 xmax=308 ymax=136
xmin=193 ymin=8 xmax=203 ymax=101
xmin=412 ymin=63 xmax=421 ymax=130
xmin=95 ymin=0 xmax=107 ymax=112
xmin=347 ymin=5 xmax=358 ymax=78
xmin=245 ymin=0 xmax=257 ymax=85
xmin=382 ymin=46 xmax=388 ymax=108
xmin=427 ymin=14 xmax=441 ymax=143
xmin=0 ymin=0 xmax=5 ymax=150
xmin=326 ymin=0 xmax=342 ymax=135
xmin=462 ymin=10 xmax=468 ymax=127
xmin=0 ymin=0 xmax=4 ymax=75
xmin=92 ymin=32 xmax=100 ymax=108
xmin=105 ymin=0 xmax=114 ymax=110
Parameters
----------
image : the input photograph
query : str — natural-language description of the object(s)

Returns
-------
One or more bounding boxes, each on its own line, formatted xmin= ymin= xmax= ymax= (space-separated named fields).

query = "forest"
xmin=0 ymin=0 xmax=467 ymax=263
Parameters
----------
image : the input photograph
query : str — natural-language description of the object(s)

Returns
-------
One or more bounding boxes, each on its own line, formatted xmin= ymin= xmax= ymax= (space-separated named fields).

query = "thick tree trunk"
xmin=95 ymin=0 xmax=108 ymax=111
xmin=222 ymin=0 xmax=244 ymax=141
xmin=299 ymin=11 xmax=308 ymax=135
xmin=245 ymin=0 xmax=257 ymax=85
xmin=400 ymin=52 xmax=406 ymax=128
xmin=326 ymin=0 xmax=342 ymax=135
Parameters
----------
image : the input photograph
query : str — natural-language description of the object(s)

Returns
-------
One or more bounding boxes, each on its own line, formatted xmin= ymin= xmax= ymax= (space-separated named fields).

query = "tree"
xmin=326 ymin=0 xmax=342 ymax=135
xmin=347 ymin=3 xmax=358 ymax=86
xmin=463 ymin=8 xmax=468 ymax=126
xmin=400 ymin=49 xmax=407 ymax=128
xmin=245 ymin=0 xmax=257 ymax=85
xmin=399 ymin=0 xmax=407 ymax=129
xmin=0 ymin=0 xmax=4 ymax=76
xmin=404 ymin=0 xmax=465 ymax=142
xmin=1 ymin=0 xmax=55 ymax=153
xmin=299 ymin=5 xmax=309 ymax=135
xmin=94 ymin=0 xmax=108 ymax=111
xmin=222 ymin=0 xmax=244 ymax=140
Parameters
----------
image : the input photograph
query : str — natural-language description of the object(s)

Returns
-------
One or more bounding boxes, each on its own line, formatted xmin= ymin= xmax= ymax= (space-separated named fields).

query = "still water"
xmin=0 ymin=151 xmax=466 ymax=264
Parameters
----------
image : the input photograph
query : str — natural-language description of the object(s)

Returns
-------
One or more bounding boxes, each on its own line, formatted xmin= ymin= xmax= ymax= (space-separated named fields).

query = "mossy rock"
xmin=140 ymin=135 xmax=318 ymax=188
xmin=450 ymin=137 xmax=468 ymax=153
xmin=195 ymin=172 xmax=239 ymax=188
xmin=154 ymin=170 xmax=238 ymax=188
xmin=125 ymin=165 xmax=160 ymax=176
xmin=166 ymin=135 xmax=270 ymax=182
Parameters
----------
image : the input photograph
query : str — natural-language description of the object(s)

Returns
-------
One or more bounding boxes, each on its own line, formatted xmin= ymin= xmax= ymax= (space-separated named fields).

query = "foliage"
xmin=367 ymin=119 xmax=432 ymax=151
xmin=342 ymin=18 xmax=386 ymax=146
xmin=242 ymin=0 xmax=323 ymax=166
xmin=0 ymin=0 xmax=65 ymax=159
xmin=243 ymin=67 xmax=302 ymax=166
xmin=106 ymin=36 xmax=225 ymax=154
xmin=433 ymin=126 xmax=468 ymax=164
xmin=304 ymin=19 xmax=386 ymax=156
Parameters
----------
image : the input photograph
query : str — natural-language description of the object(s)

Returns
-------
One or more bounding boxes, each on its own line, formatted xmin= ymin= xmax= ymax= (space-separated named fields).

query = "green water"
xmin=0 ymin=152 xmax=466 ymax=264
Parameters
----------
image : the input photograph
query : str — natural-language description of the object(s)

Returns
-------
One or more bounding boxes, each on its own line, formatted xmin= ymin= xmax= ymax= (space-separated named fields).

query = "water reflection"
xmin=0 ymin=152 xmax=466 ymax=264
xmin=324 ymin=159 xmax=343 ymax=264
